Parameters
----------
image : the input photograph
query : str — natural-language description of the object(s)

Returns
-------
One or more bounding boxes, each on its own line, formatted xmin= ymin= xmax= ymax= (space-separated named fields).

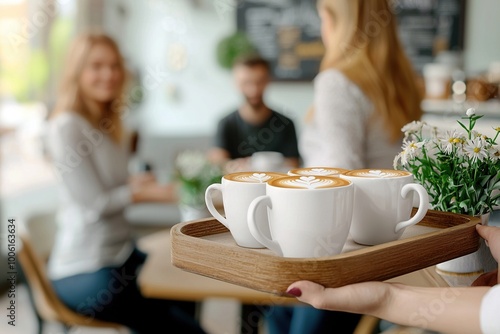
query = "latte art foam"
xmin=225 ymin=172 xmax=286 ymax=183
xmin=344 ymin=169 xmax=409 ymax=178
xmin=289 ymin=167 xmax=349 ymax=176
xmin=269 ymin=176 xmax=350 ymax=189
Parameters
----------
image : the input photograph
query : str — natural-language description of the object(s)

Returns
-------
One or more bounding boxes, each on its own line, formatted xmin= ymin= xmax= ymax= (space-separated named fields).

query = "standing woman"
xmin=47 ymin=33 xmax=205 ymax=334
xmin=300 ymin=0 xmax=422 ymax=169
xmin=267 ymin=0 xmax=422 ymax=333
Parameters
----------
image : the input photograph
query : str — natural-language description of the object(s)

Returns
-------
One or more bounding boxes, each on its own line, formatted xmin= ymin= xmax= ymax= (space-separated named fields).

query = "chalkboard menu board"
xmin=236 ymin=0 xmax=323 ymax=81
xmin=237 ymin=0 xmax=466 ymax=80
xmin=394 ymin=0 xmax=466 ymax=72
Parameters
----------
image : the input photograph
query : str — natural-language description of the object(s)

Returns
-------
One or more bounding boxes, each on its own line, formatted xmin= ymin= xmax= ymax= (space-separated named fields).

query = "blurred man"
xmin=209 ymin=55 xmax=300 ymax=171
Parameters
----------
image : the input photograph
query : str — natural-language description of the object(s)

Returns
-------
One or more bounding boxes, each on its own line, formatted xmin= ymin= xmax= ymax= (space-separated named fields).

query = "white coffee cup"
xmin=288 ymin=167 xmax=349 ymax=177
xmin=423 ymin=63 xmax=452 ymax=100
xmin=247 ymin=176 xmax=354 ymax=258
xmin=341 ymin=169 xmax=429 ymax=246
xmin=205 ymin=172 xmax=286 ymax=248
xmin=251 ymin=152 xmax=285 ymax=172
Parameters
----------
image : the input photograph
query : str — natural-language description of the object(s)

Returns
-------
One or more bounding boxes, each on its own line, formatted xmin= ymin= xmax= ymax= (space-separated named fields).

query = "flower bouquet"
xmin=394 ymin=109 xmax=500 ymax=216
xmin=175 ymin=150 xmax=223 ymax=221
xmin=394 ymin=109 xmax=500 ymax=274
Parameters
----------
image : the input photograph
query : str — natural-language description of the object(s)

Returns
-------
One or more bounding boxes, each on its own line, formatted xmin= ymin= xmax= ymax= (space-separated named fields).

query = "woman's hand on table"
xmin=129 ymin=172 xmax=157 ymax=188
xmin=224 ymin=157 xmax=251 ymax=173
xmin=130 ymin=177 xmax=177 ymax=203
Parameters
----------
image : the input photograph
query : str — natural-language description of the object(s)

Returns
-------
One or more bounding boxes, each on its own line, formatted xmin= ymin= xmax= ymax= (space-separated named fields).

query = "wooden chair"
xmin=17 ymin=212 xmax=126 ymax=334
xmin=354 ymin=315 xmax=381 ymax=334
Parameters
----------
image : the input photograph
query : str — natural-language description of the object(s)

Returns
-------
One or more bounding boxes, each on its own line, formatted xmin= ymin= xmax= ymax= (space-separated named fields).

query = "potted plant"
xmin=175 ymin=150 xmax=223 ymax=222
xmin=394 ymin=108 xmax=500 ymax=275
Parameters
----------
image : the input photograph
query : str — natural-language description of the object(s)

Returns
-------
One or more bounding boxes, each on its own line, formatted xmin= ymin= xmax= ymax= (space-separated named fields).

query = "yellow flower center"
xmin=474 ymin=147 xmax=481 ymax=153
xmin=452 ymin=138 xmax=462 ymax=144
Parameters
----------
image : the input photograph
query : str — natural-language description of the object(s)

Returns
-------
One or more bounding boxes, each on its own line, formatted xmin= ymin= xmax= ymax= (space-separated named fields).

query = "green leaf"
xmin=457 ymin=120 xmax=469 ymax=133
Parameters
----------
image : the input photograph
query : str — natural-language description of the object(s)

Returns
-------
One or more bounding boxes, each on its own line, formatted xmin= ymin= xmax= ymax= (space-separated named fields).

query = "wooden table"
xmin=137 ymin=229 xmax=450 ymax=304
xmin=138 ymin=229 xmax=296 ymax=305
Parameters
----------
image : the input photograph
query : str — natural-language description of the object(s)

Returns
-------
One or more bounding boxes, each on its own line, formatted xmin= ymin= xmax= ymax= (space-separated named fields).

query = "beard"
xmin=245 ymin=95 xmax=265 ymax=110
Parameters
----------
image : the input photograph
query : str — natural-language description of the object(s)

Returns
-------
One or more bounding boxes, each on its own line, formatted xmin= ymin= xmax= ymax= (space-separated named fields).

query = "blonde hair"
xmin=52 ymin=33 xmax=127 ymax=143
xmin=317 ymin=0 xmax=422 ymax=142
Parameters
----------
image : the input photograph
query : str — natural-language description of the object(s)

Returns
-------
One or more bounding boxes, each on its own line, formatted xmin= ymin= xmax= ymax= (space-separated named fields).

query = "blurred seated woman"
xmin=47 ymin=32 xmax=205 ymax=334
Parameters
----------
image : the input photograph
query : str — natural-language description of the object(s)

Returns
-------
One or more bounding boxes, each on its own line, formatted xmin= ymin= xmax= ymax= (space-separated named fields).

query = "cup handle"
xmin=395 ymin=183 xmax=429 ymax=233
xmin=205 ymin=184 xmax=228 ymax=229
xmin=247 ymin=195 xmax=282 ymax=256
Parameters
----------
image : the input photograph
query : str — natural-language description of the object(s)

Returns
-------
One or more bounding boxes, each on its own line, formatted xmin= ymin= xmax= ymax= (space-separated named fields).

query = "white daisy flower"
xmin=430 ymin=126 xmax=439 ymax=139
xmin=440 ymin=130 xmax=465 ymax=154
xmin=176 ymin=150 xmax=208 ymax=179
xmin=464 ymin=138 xmax=488 ymax=162
xmin=489 ymin=146 xmax=500 ymax=162
xmin=425 ymin=139 xmax=440 ymax=157
xmin=455 ymin=145 xmax=467 ymax=159
xmin=401 ymin=121 xmax=425 ymax=135
xmin=471 ymin=130 xmax=489 ymax=141
xmin=466 ymin=108 xmax=476 ymax=117
xmin=393 ymin=153 xmax=402 ymax=169
xmin=400 ymin=140 xmax=424 ymax=165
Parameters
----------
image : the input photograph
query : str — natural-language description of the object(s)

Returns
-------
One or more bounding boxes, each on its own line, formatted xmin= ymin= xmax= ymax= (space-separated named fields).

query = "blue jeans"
xmin=266 ymin=306 xmax=361 ymax=334
xmin=51 ymin=248 xmax=205 ymax=334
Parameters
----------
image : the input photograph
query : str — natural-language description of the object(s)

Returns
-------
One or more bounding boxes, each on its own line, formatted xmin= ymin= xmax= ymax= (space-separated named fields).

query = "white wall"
xmin=104 ymin=0 xmax=313 ymax=138
xmin=464 ymin=0 xmax=500 ymax=73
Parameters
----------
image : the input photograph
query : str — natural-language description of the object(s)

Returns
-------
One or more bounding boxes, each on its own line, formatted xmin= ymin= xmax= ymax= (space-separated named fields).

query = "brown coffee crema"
xmin=224 ymin=172 xmax=287 ymax=183
xmin=344 ymin=169 xmax=410 ymax=178
xmin=288 ymin=167 xmax=349 ymax=176
xmin=269 ymin=176 xmax=351 ymax=189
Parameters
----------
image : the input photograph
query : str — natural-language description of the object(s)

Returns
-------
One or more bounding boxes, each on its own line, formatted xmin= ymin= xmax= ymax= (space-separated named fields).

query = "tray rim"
xmin=172 ymin=210 xmax=481 ymax=262
xmin=171 ymin=210 xmax=481 ymax=294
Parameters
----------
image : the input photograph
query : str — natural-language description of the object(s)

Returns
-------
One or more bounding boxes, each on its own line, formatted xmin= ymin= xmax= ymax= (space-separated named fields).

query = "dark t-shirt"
xmin=214 ymin=110 xmax=300 ymax=159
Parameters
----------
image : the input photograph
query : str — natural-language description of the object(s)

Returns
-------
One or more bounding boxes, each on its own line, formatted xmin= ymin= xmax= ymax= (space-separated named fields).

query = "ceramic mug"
xmin=341 ymin=169 xmax=429 ymax=245
xmin=251 ymin=151 xmax=285 ymax=172
xmin=247 ymin=176 xmax=354 ymax=258
xmin=288 ymin=167 xmax=349 ymax=177
xmin=205 ymin=172 xmax=286 ymax=248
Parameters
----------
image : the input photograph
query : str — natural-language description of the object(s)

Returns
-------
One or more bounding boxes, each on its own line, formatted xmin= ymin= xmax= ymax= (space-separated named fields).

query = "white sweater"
xmin=300 ymin=69 xmax=401 ymax=169
xmin=481 ymin=284 xmax=500 ymax=333
xmin=46 ymin=112 xmax=134 ymax=280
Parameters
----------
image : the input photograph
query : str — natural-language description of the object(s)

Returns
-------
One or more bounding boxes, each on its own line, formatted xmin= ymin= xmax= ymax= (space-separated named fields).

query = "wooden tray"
xmin=171 ymin=210 xmax=480 ymax=295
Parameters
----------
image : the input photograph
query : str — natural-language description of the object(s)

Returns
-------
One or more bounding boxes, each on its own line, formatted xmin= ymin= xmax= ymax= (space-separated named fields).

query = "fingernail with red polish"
xmin=286 ymin=287 xmax=302 ymax=297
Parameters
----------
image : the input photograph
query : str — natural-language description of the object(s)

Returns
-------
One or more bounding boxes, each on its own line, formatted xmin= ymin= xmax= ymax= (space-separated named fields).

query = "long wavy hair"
xmin=317 ymin=0 xmax=422 ymax=142
xmin=52 ymin=33 xmax=126 ymax=143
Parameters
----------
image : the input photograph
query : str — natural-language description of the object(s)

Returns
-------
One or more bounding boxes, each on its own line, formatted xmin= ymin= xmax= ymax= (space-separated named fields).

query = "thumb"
xmin=286 ymin=281 xmax=329 ymax=309
xmin=476 ymin=224 xmax=497 ymax=243
xmin=287 ymin=280 xmax=392 ymax=315
xmin=286 ymin=281 xmax=362 ymax=312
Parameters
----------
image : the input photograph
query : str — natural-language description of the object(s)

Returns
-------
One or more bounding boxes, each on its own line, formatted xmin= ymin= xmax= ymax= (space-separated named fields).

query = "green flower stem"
xmin=493 ymin=131 xmax=500 ymax=144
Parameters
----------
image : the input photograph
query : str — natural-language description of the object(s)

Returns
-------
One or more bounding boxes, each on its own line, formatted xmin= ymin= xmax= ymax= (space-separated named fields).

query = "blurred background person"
xmin=46 ymin=32 xmax=205 ymax=334
xmin=208 ymin=55 xmax=300 ymax=172
xmin=300 ymin=0 xmax=422 ymax=169
xmin=267 ymin=0 xmax=423 ymax=333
